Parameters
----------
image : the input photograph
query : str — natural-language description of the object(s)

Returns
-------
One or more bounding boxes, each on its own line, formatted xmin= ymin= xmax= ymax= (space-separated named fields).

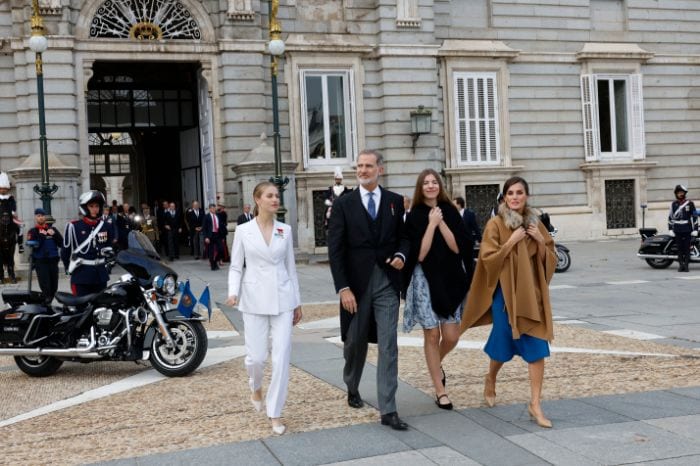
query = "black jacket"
xmin=327 ymin=187 xmax=410 ymax=342
xmin=403 ymin=202 xmax=473 ymax=318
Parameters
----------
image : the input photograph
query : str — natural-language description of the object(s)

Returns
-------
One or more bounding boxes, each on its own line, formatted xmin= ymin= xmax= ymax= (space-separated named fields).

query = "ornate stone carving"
xmin=396 ymin=0 xmax=421 ymax=28
xmin=227 ymin=0 xmax=254 ymax=22
xmin=89 ymin=0 xmax=202 ymax=40
xmin=39 ymin=0 xmax=62 ymax=16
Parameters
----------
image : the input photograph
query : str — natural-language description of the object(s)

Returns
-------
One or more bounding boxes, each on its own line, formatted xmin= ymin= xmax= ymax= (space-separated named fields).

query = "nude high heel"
xmin=483 ymin=374 xmax=496 ymax=408
xmin=528 ymin=403 xmax=552 ymax=428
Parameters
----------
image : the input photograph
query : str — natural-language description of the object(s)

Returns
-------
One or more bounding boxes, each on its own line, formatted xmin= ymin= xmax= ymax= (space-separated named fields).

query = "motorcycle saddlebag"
xmin=0 ymin=303 xmax=55 ymax=345
xmin=1 ymin=290 xmax=45 ymax=307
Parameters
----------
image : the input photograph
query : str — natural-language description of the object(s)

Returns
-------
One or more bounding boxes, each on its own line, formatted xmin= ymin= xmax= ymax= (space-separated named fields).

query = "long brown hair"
xmin=252 ymin=181 xmax=278 ymax=217
xmin=411 ymin=169 xmax=452 ymax=209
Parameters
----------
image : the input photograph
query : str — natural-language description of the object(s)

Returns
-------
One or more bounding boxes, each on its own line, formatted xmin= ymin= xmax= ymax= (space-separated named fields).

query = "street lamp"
xmin=29 ymin=0 xmax=58 ymax=219
xmin=268 ymin=0 xmax=288 ymax=222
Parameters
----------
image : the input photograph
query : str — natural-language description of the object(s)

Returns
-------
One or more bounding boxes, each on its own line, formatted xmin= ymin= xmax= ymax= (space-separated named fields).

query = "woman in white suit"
xmin=226 ymin=181 xmax=303 ymax=435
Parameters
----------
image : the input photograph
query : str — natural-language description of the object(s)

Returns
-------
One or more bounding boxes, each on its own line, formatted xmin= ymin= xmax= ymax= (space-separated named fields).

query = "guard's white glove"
xmin=692 ymin=230 xmax=698 ymax=237
xmin=668 ymin=230 xmax=676 ymax=237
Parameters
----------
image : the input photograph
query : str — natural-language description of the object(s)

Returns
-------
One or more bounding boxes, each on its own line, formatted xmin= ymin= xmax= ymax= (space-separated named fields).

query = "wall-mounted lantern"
xmin=410 ymin=105 xmax=432 ymax=152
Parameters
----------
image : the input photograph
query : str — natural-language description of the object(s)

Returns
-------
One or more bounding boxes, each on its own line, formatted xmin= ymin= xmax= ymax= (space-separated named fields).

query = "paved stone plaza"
xmin=2 ymin=238 xmax=700 ymax=465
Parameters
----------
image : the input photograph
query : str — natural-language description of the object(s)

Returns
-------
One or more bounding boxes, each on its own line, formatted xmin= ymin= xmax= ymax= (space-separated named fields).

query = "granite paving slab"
xmin=581 ymin=390 xmax=700 ymax=420
xmin=506 ymin=433 xmax=601 ymax=466
xmin=669 ymin=386 xmax=700 ymax=400
xmin=483 ymin=398 xmax=634 ymax=433
xmin=406 ymin=411 xmax=545 ymax=466
xmin=321 ymin=446 xmax=477 ymax=465
xmin=644 ymin=414 xmax=700 ymax=442
xmin=518 ymin=421 xmax=700 ymax=465
xmin=262 ymin=423 xmax=410 ymax=466
xmin=96 ymin=440 xmax=279 ymax=466
xmin=627 ymin=455 xmax=700 ymax=465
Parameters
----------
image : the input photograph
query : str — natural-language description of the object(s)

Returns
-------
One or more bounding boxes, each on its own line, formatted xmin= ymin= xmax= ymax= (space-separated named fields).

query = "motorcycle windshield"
xmin=127 ymin=231 xmax=160 ymax=259
xmin=117 ymin=232 xmax=175 ymax=285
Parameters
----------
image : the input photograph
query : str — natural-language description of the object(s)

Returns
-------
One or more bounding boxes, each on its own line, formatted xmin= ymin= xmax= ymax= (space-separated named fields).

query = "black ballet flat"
xmin=436 ymin=394 xmax=453 ymax=410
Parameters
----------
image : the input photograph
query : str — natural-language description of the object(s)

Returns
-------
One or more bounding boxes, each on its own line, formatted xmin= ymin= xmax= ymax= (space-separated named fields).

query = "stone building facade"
xmin=1 ymin=0 xmax=699 ymax=254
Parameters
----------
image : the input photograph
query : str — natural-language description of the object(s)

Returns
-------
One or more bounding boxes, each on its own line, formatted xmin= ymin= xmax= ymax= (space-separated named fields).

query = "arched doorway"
xmin=86 ymin=61 xmax=205 ymax=211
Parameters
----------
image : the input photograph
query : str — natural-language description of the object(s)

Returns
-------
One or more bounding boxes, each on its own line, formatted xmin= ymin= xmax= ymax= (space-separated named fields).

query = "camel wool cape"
xmin=460 ymin=207 xmax=557 ymax=341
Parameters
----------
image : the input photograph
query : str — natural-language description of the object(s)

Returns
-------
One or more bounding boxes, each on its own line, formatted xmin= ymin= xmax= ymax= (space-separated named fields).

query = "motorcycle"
xmin=473 ymin=212 xmax=572 ymax=273
xmin=0 ymin=231 xmax=208 ymax=377
xmin=637 ymin=227 xmax=700 ymax=269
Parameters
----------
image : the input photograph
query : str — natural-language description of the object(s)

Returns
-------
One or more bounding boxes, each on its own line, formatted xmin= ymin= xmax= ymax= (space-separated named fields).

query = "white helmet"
xmin=334 ymin=166 xmax=343 ymax=180
xmin=79 ymin=190 xmax=106 ymax=217
xmin=0 ymin=172 xmax=10 ymax=189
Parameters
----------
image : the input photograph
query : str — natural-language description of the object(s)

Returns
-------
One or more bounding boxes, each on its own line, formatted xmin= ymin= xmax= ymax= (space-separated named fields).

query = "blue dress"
xmin=483 ymin=285 xmax=550 ymax=363
xmin=403 ymin=264 xmax=463 ymax=332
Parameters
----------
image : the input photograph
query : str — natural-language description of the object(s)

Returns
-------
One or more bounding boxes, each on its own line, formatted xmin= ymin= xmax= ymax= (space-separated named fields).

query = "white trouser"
xmin=242 ymin=311 xmax=293 ymax=419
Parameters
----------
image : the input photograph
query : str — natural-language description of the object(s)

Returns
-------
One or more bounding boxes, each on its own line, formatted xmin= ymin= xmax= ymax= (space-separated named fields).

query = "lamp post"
xmin=29 ymin=0 xmax=58 ymax=219
xmin=268 ymin=0 xmax=288 ymax=222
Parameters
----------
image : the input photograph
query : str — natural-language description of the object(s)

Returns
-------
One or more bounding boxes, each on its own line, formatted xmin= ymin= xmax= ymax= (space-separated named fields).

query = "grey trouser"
xmin=343 ymin=264 xmax=400 ymax=415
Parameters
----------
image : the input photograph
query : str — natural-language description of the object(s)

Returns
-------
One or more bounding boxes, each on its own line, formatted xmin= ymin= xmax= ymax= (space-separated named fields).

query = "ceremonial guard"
xmin=61 ymin=191 xmax=115 ymax=296
xmin=669 ymin=185 xmax=697 ymax=272
xmin=324 ymin=167 xmax=352 ymax=228
xmin=26 ymin=208 xmax=63 ymax=303
xmin=0 ymin=172 xmax=24 ymax=283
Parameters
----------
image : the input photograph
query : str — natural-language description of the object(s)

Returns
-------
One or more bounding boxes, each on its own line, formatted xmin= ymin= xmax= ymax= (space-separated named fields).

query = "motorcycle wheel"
xmin=14 ymin=355 xmax=63 ymax=377
xmin=555 ymin=248 xmax=571 ymax=273
xmin=149 ymin=320 xmax=208 ymax=377
xmin=645 ymin=258 xmax=673 ymax=269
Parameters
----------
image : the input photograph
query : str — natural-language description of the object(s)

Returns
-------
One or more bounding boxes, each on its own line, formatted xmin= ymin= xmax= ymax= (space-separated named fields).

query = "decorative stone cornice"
xmin=284 ymin=34 xmax=373 ymax=54
xmin=438 ymin=40 xmax=520 ymax=60
xmin=576 ymin=43 xmax=655 ymax=62
xmin=579 ymin=161 xmax=658 ymax=172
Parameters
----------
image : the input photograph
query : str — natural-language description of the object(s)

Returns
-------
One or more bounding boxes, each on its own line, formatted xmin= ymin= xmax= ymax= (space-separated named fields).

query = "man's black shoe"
xmin=347 ymin=392 xmax=364 ymax=409
xmin=211 ymin=265 xmax=220 ymax=271
xmin=380 ymin=412 xmax=408 ymax=431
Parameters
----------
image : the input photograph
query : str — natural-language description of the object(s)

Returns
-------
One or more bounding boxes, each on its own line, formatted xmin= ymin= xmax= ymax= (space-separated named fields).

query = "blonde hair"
xmin=252 ymin=181 xmax=278 ymax=217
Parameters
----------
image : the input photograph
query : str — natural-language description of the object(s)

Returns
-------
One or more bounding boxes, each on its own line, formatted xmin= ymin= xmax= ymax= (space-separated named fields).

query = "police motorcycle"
xmin=0 ymin=231 xmax=208 ymax=377
xmin=637 ymin=211 xmax=700 ymax=270
xmin=540 ymin=213 xmax=572 ymax=273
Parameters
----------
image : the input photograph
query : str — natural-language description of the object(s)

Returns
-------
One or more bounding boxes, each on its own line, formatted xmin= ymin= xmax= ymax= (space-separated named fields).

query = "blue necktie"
xmin=367 ymin=192 xmax=376 ymax=220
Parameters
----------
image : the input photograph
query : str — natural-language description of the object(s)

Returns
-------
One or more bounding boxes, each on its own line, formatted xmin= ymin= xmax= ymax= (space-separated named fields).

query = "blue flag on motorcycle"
xmin=198 ymin=285 xmax=212 ymax=321
xmin=177 ymin=280 xmax=197 ymax=318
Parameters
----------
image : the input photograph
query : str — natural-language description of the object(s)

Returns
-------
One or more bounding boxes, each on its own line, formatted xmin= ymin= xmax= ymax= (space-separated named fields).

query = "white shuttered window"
xmin=580 ymin=73 xmax=645 ymax=161
xmin=454 ymin=72 xmax=500 ymax=165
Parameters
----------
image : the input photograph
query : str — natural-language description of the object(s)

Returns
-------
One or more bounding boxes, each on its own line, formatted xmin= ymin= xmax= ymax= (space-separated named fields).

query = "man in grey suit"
xmin=327 ymin=149 xmax=411 ymax=430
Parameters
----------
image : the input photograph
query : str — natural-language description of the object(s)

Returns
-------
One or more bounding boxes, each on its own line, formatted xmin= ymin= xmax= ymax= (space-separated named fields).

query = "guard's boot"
xmin=678 ymin=255 xmax=685 ymax=271
xmin=683 ymin=254 xmax=691 ymax=272
xmin=8 ymin=266 xmax=16 ymax=283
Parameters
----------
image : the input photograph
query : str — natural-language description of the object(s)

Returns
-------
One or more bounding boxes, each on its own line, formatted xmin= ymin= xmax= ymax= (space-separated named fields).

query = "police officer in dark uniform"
xmin=669 ymin=185 xmax=697 ymax=272
xmin=61 ymin=191 xmax=115 ymax=296
xmin=26 ymin=208 xmax=63 ymax=304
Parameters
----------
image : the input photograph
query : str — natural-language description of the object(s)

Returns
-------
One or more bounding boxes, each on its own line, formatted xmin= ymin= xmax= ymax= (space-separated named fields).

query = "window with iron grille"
xmin=313 ymin=190 xmax=329 ymax=247
xmin=454 ymin=72 xmax=500 ymax=165
xmin=605 ymin=179 xmax=636 ymax=229
xmin=465 ymin=184 xmax=500 ymax=233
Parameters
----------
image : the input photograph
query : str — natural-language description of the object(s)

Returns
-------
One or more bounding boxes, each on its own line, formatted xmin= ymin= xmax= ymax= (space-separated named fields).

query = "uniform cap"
xmin=0 ymin=172 xmax=10 ymax=189
xmin=34 ymin=208 xmax=47 ymax=215
xmin=675 ymin=184 xmax=688 ymax=194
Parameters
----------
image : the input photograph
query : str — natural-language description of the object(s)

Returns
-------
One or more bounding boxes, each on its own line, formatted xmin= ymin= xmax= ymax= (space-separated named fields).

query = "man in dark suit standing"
xmin=236 ymin=204 xmax=253 ymax=225
xmin=327 ymin=149 xmax=410 ymax=431
xmin=163 ymin=202 xmax=181 ymax=261
xmin=185 ymin=200 xmax=204 ymax=259
xmin=202 ymin=203 xmax=221 ymax=270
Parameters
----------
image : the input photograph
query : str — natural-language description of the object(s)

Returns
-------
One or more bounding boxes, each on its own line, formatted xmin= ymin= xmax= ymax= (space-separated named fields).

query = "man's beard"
xmin=357 ymin=175 xmax=377 ymax=186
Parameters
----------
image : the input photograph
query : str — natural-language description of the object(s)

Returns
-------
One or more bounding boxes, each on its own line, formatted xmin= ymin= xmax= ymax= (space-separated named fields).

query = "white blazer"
xmin=228 ymin=220 xmax=301 ymax=315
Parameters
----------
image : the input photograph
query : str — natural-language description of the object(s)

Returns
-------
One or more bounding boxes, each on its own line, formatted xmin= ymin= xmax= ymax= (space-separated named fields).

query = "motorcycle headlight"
xmin=163 ymin=275 xmax=177 ymax=296
xmin=152 ymin=275 xmax=164 ymax=290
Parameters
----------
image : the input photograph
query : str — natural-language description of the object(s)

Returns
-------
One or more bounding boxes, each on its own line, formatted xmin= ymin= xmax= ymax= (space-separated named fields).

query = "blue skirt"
xmin=483 ymin=286 xmax=550 ymax=363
